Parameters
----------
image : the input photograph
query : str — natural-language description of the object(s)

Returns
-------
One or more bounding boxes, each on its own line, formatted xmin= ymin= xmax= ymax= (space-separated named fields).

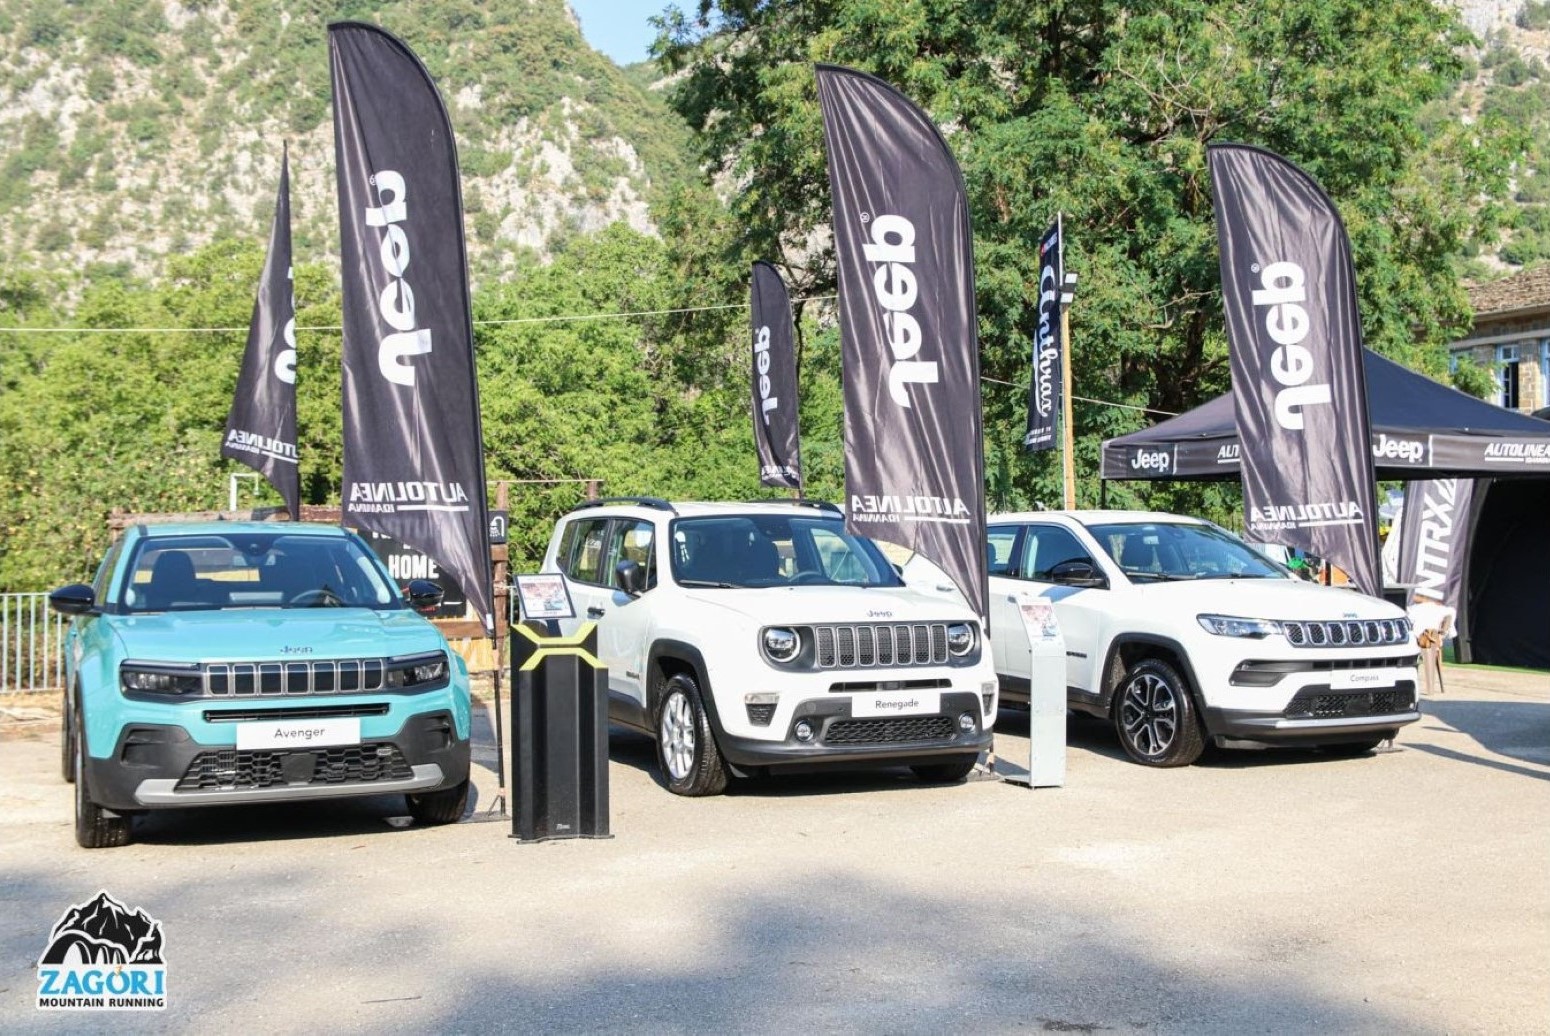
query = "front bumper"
xmin=1204 ymin=682 xmax=1421 ymax=745
xmin=716 ymin=690 xmax=990 ymax=770
xmin=86 ymin=710 xmax=469 ymax=812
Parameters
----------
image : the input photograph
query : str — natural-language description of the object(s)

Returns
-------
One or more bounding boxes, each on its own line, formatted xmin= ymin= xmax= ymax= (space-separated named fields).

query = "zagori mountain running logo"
xmin=863 ymin=214 xmax=938 ymax=406
xmin=36 ymin=891 xmax=166 ymax=1011
xmin=365 ymin=170 xmax=433 ymax=387
xmin=1250 ymin=261 xmax=1331 ymax=431
xmin=753 ymin=324 xmax=779 ymax=426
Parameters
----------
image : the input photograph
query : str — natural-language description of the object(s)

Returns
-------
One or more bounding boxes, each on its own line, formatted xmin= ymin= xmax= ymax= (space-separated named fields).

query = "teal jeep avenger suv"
xmin=50 ymin=521 xmax=472 ymax=848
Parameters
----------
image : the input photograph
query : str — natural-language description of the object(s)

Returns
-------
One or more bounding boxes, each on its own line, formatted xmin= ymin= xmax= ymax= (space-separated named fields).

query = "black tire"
xmin=1321 ymin=738 xmax=1386 ymax=757
xmin=655 ymin=673 xmax=729 ymax=797
xmin=73 ymin=710 xmax=132 ymax=849
xmin=1112 ymin=658 xmax=1205 ymax=767
xmin=60 ymin=690 xmax=74 ymax=783
xmin=911 ymin=753 xmax=979 ymax=783
xmin=407 ymin=778 xmax=469 ymax=825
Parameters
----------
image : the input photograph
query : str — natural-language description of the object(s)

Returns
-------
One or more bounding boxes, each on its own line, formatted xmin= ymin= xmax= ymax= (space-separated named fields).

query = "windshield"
xmin=1086 ymin=521 xmax=1289 ymax=582
xmin=669 ymin=515 xmax=904 ymax=589
xmin=119 ymin=533 xmax=405 ymax=613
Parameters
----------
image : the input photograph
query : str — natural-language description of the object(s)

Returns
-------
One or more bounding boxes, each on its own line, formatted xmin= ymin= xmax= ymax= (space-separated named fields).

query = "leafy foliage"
xmin=657 ymin=0 xmax=1517 ymax=516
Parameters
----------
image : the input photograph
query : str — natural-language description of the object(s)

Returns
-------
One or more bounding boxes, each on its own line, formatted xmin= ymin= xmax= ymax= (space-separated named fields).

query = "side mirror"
xmin=1049 ymin=560 xmax=1107 ymax=590
xmin=404 ymin=579 xmax=445 ymax=615
xmin=615 ymin=559 xmax=645 ymax=596
xmin=49 ymin=583 xmax=96 ymax=616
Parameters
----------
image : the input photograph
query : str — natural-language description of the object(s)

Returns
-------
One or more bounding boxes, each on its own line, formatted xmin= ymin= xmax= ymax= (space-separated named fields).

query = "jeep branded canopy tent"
xmin=1100 ymin=350 xmax=1550 ymax=670
xmin=1100 ymin=350 xmax=1550 ymax=482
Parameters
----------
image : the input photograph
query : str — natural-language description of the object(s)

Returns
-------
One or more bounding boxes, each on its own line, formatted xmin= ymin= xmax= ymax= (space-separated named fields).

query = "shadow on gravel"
xmin=1410 ymin=697 xmax=1550 ymax=780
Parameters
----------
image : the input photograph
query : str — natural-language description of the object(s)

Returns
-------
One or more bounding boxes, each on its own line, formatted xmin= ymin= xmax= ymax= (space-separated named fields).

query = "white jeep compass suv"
xmin=540 ymin=498 xmax=998 ymax=794
xmin=987 ymin=511 xmax=1420 ymax=766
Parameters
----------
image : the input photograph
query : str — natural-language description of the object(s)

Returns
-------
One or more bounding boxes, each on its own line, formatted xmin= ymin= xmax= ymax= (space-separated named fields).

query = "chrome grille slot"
xmin=202 ymin=657 xmax=389 ymax=697
xmin=812 ymin=623 xmax=951 ymax=669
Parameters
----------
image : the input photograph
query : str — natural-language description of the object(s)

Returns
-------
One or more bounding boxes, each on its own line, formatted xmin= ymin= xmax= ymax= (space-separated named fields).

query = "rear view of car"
xmin=51 ymin=522 xmax=472 ymax=847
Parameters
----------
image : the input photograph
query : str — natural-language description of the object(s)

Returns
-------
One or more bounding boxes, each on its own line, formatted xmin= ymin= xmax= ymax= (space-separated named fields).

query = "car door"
xmin=1018 ymin=523 xmax=1107 ymax=696
xmin=593 ymin=518 xmax=657 ymax=711
xmin=553 ymin=516 xmax=612 ymax=644
xmin=985 ymin=524 xmax=1028 ymax=678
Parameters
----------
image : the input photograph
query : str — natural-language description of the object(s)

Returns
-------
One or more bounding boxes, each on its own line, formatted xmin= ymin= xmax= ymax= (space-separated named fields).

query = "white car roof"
xmin=988 ymin=509 xmax=1209 ymax=527
xmin=569 ymin=499 xmax=844 ymax=520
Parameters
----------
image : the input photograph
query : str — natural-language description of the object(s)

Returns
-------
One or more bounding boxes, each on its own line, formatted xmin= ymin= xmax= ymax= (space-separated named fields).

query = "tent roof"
xmin=1102 ymin=350 xmax=1550 ymax=481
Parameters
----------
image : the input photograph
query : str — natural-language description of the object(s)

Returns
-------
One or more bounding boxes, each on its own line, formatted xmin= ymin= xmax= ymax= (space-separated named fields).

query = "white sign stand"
xmin=1000 ymin=594 xmax=1067 ymax=789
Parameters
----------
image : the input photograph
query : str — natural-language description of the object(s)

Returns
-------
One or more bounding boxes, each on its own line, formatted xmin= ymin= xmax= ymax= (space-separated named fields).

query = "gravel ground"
xmin=1 ymin=666 xmax=1547 ymax=1034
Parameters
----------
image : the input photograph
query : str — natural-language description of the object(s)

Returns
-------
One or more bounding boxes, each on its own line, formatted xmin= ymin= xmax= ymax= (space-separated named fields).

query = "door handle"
xmin=587 ymin=606 xmax=606 ymax=618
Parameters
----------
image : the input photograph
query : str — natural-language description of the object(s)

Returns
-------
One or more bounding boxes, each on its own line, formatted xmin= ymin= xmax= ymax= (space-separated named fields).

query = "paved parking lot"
xmin=2 ymin=666 xmax=1548 ymax=1033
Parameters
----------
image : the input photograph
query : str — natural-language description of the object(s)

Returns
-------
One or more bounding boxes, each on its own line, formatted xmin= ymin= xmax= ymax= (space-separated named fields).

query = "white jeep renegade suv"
xmin=540 ymin=498 xmax=998 ymax=795
xmin=986 ymin=511 xmax=1421 ymax=766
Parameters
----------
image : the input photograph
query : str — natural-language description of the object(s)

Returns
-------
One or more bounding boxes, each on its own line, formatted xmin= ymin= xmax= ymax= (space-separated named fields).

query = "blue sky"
xmin=569 ymin=0 xmax=665 ymax=66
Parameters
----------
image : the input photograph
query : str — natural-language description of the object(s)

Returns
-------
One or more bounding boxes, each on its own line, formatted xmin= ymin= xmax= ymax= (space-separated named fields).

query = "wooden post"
xmin=1060 ymin=301 xmax=1076 ymax=510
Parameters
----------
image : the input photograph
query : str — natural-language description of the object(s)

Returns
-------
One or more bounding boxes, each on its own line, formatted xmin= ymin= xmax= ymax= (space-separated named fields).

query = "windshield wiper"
xmin=677 ymin=579 xmax=736 ymax=588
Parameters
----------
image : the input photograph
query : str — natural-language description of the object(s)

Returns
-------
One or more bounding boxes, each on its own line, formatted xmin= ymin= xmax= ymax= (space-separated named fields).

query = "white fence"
xmin=2 ymin=593 xmax=65 ymax=694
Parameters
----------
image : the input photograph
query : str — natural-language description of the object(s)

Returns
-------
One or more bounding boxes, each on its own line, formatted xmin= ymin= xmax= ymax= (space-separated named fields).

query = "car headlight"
xmin=1197 ymin=614 xmax=1281 ymax=638
xmin=384 ymin=652 xmax=450 ymax=690
xmin=120 ymin=662 xmax=203 ymax=697
xmin=763 ymin=627 xmax=800 ymax=663
xmin=946 ymin=622 xmax=976 ymax=656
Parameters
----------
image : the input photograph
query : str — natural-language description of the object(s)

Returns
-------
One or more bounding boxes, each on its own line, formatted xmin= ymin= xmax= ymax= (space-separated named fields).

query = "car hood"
xmin=107 ymin=608 xmax=447 ymax=663
xmin=676 ymin=585 xmax=977 ymax=626
xmin=1122 ymin=578 xmax=1406 ymax=620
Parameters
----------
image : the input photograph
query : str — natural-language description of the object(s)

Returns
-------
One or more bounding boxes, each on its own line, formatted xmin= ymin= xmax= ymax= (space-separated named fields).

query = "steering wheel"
xmin=289 ymin=588 xmax=344 ymax=608
xmin=788 ymin=570 xmax=828 ymax=586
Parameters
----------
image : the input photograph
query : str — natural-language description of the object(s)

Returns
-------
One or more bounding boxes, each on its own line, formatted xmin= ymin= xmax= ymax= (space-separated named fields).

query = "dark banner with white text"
xmin=1210 ymin=143 xmax=1380 ymax=596
xmin=1023 ymin=218 xmax=1062 ymax=453
xmin=330 ymin=22 xmax=493 ymax=632
xmin=750 ymin=261 xmax=803 ymax=488
xmin=816 ymin=64 xmax=987 ymax=620
xmin=222 ymin=147 xmax=300 ymax=520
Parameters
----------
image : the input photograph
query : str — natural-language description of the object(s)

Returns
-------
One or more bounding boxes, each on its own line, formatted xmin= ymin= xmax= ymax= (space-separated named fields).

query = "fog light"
xmin=794 ymin=719 xmax=815 ymax=742
xmin=958 ymin=712 xmax=976 ymax=733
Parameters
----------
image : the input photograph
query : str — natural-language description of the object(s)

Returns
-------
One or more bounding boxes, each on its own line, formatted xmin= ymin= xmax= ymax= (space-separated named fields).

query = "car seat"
xmin=144 ymin=552 xmax=200 ymax=610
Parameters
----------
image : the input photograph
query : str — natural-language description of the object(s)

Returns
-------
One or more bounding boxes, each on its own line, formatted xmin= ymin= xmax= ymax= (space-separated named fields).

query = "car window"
xmin=670 ymin=514 xmax=902 ymax=588
xmin=1087 ymin=521 xmax=1287 ymax=581
xmin=1022 ymin=525 xmax=1095 ymax=581
xmin=91 ymin=537 xmax=125 ymax=601
xmin=564 ymin=518 xmax=611 ymax=586
xmin=120 ymin=533 xmax=402 ymax=612
xmin=987 ymin=526 xmax=1021 ymax=577
xmin=609 ymin=520 xmax=657 ymax=591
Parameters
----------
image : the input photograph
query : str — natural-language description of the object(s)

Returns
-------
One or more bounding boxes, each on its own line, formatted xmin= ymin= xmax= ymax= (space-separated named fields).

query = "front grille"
xmin=824 ymin=716 xmax=956 ymax=745
xmin=174 ymin=743 xmax=413 ymax=792
xmin=203 ymin=704 xmax=391 ymax=724
xmin=814 ymin=624 xmax=949 ymax=668
xmin=1282 ymin=618 xmax=1409 ymax=648
xmin=204 ymin=658 xmax=387 ymax=697
xmin=1284 ymin=687 xmax=1415 ymax=719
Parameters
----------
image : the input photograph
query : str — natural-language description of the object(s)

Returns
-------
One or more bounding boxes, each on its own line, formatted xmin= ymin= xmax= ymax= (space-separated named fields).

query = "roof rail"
xmin=568 ymin=496 xmax=678 ymax=515
xmin=744 ymin=498 xmax=842 ymax=514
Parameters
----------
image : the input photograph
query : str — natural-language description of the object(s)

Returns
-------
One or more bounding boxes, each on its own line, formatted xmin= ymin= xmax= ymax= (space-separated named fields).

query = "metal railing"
xmin=2 ymin=593 xmax=65 ymax=693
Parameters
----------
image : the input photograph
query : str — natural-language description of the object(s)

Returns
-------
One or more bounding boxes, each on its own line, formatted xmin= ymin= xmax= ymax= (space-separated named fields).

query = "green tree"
xmin=656 ymin=0 xmax=1517 ymax=515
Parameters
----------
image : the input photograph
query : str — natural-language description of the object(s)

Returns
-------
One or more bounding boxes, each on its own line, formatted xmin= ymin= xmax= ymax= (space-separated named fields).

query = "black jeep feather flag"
xmin=1209 ymin=143 xmax=1381 ymax=597
xmin=222 ymin=147 xmax=300 ymax=520
xmin=816 ymin=64 xmax=988 ymax=620
xmin=330 ymin=22 xmax=494 ymax=634
xmin=1023 ymin=217 xmax=1062 ymax=452
xmin=750 ymin=261 xmax=803 ymax=488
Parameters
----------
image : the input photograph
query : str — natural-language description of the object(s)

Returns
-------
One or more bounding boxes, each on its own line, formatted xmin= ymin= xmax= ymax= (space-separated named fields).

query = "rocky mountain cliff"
xmin=0 ymin=0 xmax=691 ymax=284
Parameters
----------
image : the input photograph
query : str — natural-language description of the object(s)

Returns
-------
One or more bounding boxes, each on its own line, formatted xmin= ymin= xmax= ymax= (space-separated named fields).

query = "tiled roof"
xmin=1469 ymin=264 xmax=1550 ymax=317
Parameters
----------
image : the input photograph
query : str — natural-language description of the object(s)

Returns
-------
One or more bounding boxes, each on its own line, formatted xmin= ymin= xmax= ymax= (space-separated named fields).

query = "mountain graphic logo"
xmin=39 ymin=891 xmax=164 ymax=967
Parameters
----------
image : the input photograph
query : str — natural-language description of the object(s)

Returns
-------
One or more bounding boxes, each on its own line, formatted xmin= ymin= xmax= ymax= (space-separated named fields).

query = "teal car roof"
xmin=132 ymin=521 xmax=348 ymax=539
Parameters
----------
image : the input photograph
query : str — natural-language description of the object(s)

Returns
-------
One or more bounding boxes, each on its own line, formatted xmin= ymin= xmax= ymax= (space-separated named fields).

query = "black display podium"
xmin=509 ymin=622 xmax=611 ymax=842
